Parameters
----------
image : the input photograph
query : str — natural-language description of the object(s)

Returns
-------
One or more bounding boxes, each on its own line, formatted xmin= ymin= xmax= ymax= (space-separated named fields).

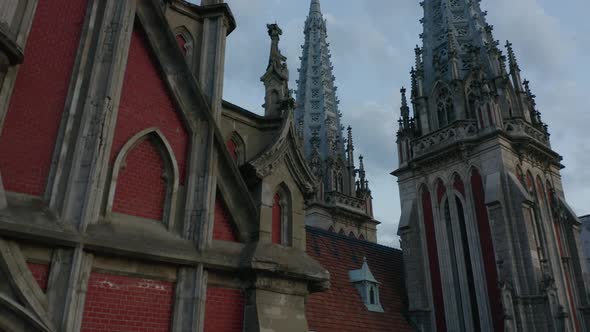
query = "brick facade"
xmin=214 ymin=197 xmax=239 ymax=242
xmin=112 ymin=26 xmax=188 ymax=184
xmin=204 ymin=288 xmax=245 ymax=332
xmin=81 ymin=272 xmax=175 ymax=332
xmin=0 ymin=0 xmax=86 ymax=196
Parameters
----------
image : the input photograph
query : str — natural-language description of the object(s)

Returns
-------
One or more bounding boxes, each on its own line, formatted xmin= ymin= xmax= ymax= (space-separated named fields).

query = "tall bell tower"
xmin=394 ymin=0 xmax=589 ymax=331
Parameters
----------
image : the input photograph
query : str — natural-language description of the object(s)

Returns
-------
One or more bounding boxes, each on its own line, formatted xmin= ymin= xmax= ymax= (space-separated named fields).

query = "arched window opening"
xmin=272 ymin=185 xmax=293 ymax=246
xmin=173 ymin=27 xmax=194 ymax=61
xmin=176 ymin=34 xmax=187 ymax=56
xmin=486 ymin=104 xmax=494 ymax=126
xmin=338 ymin=172 xmax=344 ymax=192
xmin=328 ymin=225 xmax=335 ymax=232
xmin=226 ymin=139 xmax=238 ymax=162
xmin=349 ymin=231 xmax=356 ymax=239
xmin=526 ymin=171 xmax=535 ymax=195
xmin=443 ymin=198 xmax=466 ymax=331
xmin=339 ymin=228 xmax=346 ymax=236
xmin=516 ymin=165 xmax=525 ymax=185
xmin=467 ymin=95 xmax=477 ymax=120
xmin=471 ymin=168 xmax=503 ymax=330
xmin=421 ymin=186 xmax=447 ymax=331
xmin=369 ymin=287 xmax=375 ymax=305
xmin=437 ymin=87 xmax=455 ymax=128
xmin=226 ymin=132 xmax=245 ymax=165
xmin=359 ymin=233 xmax=365 ymax=241
xmin=272 ymin=193 xmax=282 ymax=245
xmin=456 ymin=196 xmax=481 ymax=331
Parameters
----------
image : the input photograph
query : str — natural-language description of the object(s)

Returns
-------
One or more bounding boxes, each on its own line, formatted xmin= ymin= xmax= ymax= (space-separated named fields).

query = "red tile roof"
xmin=306 ymin=226 xmax=413 ymax=332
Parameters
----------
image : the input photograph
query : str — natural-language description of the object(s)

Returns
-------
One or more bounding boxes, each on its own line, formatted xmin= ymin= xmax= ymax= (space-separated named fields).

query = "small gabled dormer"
xmin=349 ymin=257 xmax=384 ymax=313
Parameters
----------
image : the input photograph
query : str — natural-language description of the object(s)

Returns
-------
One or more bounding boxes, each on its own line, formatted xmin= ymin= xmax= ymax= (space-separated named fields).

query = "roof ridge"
xmin=306 ymin=226 xmax=402 ymax=253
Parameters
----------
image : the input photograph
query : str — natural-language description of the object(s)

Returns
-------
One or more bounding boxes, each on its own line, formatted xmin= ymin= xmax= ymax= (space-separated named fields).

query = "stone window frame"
xmin=173 ymin=26 xmax=194 ymax=65
xmin=274 ymin=183 xmax=293 ymax=247
xmin=227 ymin=131 xmax=246 ymax=165
xmin=434 ymin=174 xmax=487 ymax=331
xmin=105 ymin=127 xmax=179 ymax=230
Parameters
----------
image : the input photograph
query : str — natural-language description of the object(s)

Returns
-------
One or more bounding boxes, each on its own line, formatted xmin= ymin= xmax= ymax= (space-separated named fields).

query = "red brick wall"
xmin=204 ymin=288 xmax=245 ymax=332
xmin=81 ymin=272 xmax=175 ymax=332
xmin=0 ymin=0 xmax=87 ymax=196
xmin=111 ymin=24 xmax=188 ymax=185
xmin=27 ymin=262 xmax=49 ymax=292
xmin=214 ymin=197 xmax=238 ymax=242
xmin=113 ymin=139 xmax=166 ymax=220
xmin=272 ymin=194 xmax=282 ymax=244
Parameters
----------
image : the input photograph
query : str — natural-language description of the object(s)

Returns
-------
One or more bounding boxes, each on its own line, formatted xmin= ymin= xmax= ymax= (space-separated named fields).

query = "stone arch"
xmin=106 ymin=128 xmax=179 ymax=230
xmin=173 ymin=26 xmax=194 ymax=61
xmin=226 ymin=131 xmax=246 ymax=165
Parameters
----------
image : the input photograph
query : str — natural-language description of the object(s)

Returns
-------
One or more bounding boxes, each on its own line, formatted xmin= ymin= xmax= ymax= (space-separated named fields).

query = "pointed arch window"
xmin=272 ymin=185 xmax=292 ymax=246
xmin=226 ymin=132 xmax=245 ymax=165
xmin=174 ymin=27 xmax=194 ymax=62
xmin=437 ymin=87 xmax=455 ymax=128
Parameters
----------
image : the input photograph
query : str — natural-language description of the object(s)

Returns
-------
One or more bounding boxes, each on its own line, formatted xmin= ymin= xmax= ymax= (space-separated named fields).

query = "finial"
xmin=505 ymin=40 xmax=520 ymax=71
xmin=401 ymin=87 xmax=408 ymax=108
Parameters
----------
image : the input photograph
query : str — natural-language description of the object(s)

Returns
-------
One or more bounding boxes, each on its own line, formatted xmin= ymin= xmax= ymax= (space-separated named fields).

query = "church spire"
xmin=295 ymin=0 xmax=345 ymax=162
xmin=309 ymin=0 xmax=322 ymax=17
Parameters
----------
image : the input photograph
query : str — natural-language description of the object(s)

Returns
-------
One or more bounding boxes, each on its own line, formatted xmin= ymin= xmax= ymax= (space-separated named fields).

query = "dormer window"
xmin=348 ymin=257 xmax=384 ymax=313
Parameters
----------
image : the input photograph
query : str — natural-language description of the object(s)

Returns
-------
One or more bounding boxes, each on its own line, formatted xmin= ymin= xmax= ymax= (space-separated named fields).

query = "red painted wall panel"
xmin=111 ymin=25 xmax=188 ymax=184
xmin=112 ymin=139 xmax=166 ymax=220
xmin=204 ymin=288 xmax=245 ymax=332
xmin=272 ymin=193 xmax=282 ymax=244
xmin=421 ymin=188 xmax=447 ymax=332
xmin=0 ymin=0 xmax=87 ymax=196
xmin=471 ymin=169 xmax=503 ymax=332
xmin=27 ymin=262 xmax=49 ymax=292
xmin=81 ymin=272 xmax=174 ymax=332
xmin=214 ymin=197 xmax=238 ymax=242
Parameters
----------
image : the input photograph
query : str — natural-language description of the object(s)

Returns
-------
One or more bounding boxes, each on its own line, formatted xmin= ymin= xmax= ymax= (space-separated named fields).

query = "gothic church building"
xmin=0 ymin=0 xmax=587 ymax=331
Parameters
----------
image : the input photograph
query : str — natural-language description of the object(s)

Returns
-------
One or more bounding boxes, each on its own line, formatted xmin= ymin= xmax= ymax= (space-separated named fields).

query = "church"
xmin=0 ymin=0 xmax=586 ymax=331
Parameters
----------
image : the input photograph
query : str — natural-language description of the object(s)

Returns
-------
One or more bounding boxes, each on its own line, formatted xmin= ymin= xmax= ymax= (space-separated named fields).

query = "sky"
xmin=218 ymin=0 xmax=590 ymax=247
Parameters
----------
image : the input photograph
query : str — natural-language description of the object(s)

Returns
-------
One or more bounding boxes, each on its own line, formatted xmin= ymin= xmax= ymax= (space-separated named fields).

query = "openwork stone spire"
xmin=295 ymin=0 xmax=345 ymax=163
